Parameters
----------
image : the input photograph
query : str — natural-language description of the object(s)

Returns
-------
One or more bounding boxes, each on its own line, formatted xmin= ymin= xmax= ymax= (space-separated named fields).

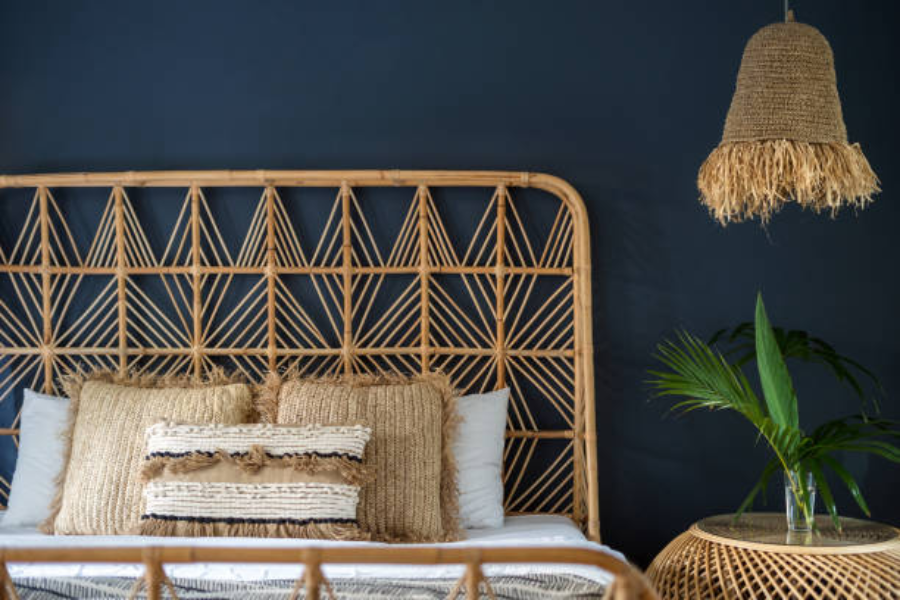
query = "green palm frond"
xmin=648 ymin=329 xmax=803 ymax=468
xmin=649 ymin=331 xmax=764 ymax=423
xmin=809 ymin=459 xmax=839 ymax=529
xmin=755 ymin=294 xmax=799 ymax=430
xmin=650 ymin=292 xmax=900 ymax=531
xmin=819 ymin=455 xmax=870 ymax=517
xmin=805 ymin=417 xmax=900 ymax=462
xmin=709 ymin=319 xmax=884 ymax=413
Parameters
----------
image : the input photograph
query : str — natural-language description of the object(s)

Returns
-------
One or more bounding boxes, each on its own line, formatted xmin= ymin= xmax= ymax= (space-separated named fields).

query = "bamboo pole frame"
xmin=114 ymin=186 xmax=128 ymax=376
xmin=189 ymin=185 xmax=203 ymax=378
xmin=417 ymin=186 xmax=432 ymax=373
xmin=38 ymin=187 xmax=53 ymax=394
xmin=0 ymin=170 xmax=599 ymax=541
xmin=265 ymin=186 xmax=278 ymax=371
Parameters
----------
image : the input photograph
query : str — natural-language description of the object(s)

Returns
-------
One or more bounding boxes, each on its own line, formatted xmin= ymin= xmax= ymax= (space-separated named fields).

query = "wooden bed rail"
xmin=0 ymin=545 xmax=657 ymax=600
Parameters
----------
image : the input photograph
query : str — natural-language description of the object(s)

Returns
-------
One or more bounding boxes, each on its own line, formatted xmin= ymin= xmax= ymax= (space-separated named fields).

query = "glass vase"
xmin=784 ymin=469 xmax=816 ymax=532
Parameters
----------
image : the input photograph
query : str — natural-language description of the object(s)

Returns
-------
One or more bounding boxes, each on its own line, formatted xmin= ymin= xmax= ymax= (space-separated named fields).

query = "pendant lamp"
xmin=698 ymin=7 xmax=879 ymax=225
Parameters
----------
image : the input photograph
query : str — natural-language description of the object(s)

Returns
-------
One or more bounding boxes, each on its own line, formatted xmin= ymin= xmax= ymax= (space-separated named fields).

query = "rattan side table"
xmin=647 ymin=513 xmax=900 ymax=599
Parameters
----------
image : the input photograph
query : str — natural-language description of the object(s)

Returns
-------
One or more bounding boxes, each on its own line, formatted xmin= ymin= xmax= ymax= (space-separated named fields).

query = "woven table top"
xmin=693 ymin=513 xmax=900 ymax=553
xmin=650 ymin=514 xmax=900 ymax=599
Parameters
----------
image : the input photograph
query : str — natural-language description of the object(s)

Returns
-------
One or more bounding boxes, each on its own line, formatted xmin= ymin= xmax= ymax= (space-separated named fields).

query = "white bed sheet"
xmin=0 ymin=515 xmax=621 ymax=584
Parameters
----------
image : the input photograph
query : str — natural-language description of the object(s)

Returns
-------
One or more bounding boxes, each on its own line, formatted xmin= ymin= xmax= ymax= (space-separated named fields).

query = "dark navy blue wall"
xmin=1 ymin=0 xmax=898 ymax=566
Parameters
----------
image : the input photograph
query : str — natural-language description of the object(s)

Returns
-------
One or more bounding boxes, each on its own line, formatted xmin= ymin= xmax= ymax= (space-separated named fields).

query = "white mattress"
xmin=0 ymin=515 xmax=622 ymax=584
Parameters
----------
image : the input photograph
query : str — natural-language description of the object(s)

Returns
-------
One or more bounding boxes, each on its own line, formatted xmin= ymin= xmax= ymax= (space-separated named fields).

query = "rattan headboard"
xmin=0 ymin=170 xmax=597 ymax=540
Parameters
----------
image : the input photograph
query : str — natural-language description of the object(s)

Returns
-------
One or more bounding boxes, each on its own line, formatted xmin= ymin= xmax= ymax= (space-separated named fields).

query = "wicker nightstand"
xmin=647 ymin=513 xmax=900 ymax=599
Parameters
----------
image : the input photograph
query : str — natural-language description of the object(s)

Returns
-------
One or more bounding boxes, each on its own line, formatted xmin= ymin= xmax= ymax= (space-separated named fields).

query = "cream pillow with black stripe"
xmin=139 ymin=422 xmax=373 ymax=539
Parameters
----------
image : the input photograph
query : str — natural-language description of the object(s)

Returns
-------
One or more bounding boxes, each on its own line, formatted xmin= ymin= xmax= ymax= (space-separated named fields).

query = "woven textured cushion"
xmin=139 ymin=422 xmax=373 ymax=539
xmin=42 ymin=375 xmax=253 ymax=535
xmin=261 ymin=374 xmax=460 ymax=542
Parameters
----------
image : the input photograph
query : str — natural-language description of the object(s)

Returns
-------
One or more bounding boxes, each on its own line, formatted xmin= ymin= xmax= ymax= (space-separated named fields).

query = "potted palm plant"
xmin=648 ymin=293 xmax=900 ymax=532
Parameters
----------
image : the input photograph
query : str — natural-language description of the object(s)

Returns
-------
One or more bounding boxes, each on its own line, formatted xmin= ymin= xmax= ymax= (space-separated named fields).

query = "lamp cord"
xmin=784 ymin=0 xmax=796 ymax=22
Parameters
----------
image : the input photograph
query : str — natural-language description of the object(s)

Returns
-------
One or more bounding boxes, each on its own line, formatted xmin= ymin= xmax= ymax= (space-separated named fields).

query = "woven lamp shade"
xmin=699 ymin=14 xmax=879 ymax=225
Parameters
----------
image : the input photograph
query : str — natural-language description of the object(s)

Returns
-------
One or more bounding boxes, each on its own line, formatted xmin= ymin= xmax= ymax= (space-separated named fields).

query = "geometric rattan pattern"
xmin=647 ymin=514 xmax=900 ymax=599
xmin=0 ymin=170 xmax=598 ymax=540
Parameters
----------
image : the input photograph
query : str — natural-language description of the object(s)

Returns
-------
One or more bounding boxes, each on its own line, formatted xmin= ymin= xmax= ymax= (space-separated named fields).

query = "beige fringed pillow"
xmin=41 ymin=373 xmax=253 ymax=535
xmin=259 ymin=373 xmax=461 ymax=542
xmin=139 ymin=422 xmax=373 ymax=539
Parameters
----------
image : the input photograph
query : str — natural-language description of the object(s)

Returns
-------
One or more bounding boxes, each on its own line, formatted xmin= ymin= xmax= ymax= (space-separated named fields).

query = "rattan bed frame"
xmin=0 ymin=171 xmax=653 ymax=599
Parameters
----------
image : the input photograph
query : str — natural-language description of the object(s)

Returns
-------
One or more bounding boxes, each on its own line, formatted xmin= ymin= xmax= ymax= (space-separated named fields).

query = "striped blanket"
xmin=12 ymin=574 xmax=609 ymax=598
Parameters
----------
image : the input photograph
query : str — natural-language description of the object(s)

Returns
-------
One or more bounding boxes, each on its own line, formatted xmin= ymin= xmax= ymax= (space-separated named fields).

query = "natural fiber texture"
xmin=699 ymin=140 xmax=879 ymax=224
xmin=41 ymin=371 xmax=252 ymax=535
xmin=143 ymin=421 xmax=371 ymax=460
xmin=141 ymin=449 xmax=372 ymax=486
xmin=648 ymin=515 xmax=900 ymax=600
xmin=255 ymin=372 xmax=282 ymax=425
xmin=139 ymin=422 xmax=373 ymax=539
xmin=700 ymin=20 xmax=879 ymax=224
xmin=139 ymin=481 xmax=369 ymax=540
xmin=266 ymin=372 xmax=462 ymax=542
xmin=138 ymin=516 xmax=366 ymax=540
xmin=723 ymin=22 xmax=847 ymax=144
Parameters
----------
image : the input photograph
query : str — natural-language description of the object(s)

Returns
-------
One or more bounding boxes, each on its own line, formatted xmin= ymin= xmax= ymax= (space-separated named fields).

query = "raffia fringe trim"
xmin=437 ymin=375 xmax=462 ymax=543
xmin=255 ymin=371 xmax=286 ymax=425
xmin=60 ymin=367 xmax=245 ymax=401
xmin=141 ymin=449 xmax=374 ymax=486
xmin=698 ymin=140 xmax=879 ymax=225
xmin=39 ymin=367 xmax=246 ymax=534
xmin=257 ymin=370 xmax=463 ymax=543
xmin=138 ymin=517 xmax=370 ymax=540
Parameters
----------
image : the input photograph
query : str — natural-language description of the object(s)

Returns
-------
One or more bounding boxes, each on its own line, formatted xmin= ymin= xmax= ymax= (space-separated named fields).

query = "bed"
xmin=0 ymin=170 xmax=655 ymax=599
xmin=1 ymin=516 xmax=627 ymax=598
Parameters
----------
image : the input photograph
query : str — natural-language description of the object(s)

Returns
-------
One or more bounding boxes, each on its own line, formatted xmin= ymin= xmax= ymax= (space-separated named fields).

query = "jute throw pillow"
xmin=139 ymin=422 xmax=373 ymax=539
xmin=259 ymin=373 xmax=461 ymax=542
xmin=41 ymin=373 xmax=253 ymax=535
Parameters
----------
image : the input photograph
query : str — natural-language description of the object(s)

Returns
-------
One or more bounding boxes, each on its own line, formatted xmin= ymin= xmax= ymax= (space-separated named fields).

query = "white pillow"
xmin=454 ymin=388 xmax=509 ymax=529
xmin=2 ymin=389 xmax=69 ymax=527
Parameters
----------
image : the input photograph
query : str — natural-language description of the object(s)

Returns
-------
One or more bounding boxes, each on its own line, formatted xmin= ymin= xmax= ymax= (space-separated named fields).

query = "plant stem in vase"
xmin=785 ymin=469 xmax=816 ymax=532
